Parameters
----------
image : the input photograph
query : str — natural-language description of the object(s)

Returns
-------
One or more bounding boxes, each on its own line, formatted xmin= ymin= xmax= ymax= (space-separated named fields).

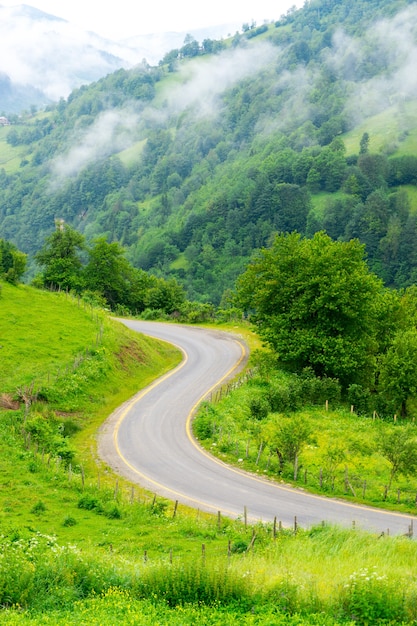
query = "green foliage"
xmin=236 ymin=232 xmax=384 ymax=388
xmin=263 ymin=414 xmax=314 ymax=477
xmin=0 ymin=238 xmax=27 ymax=283
xmin=35 ymin=223 xmax=85 ymax=293
xmin=378 ymin=329 xmax=417 ymax=417
xmin=1 ymin=0 xmax=417 ymax=305
xmin=339 ymin=567 xmax=407 ymax=624
xmin=134 ymin=561 xmax=251 ymax=608
xmin=33 ymin=223 xmax=185 ymax=315
xmin=377 ymin=425 xmax=417 ymax=491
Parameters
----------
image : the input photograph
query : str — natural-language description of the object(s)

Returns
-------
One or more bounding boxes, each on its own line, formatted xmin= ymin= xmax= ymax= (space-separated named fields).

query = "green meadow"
xmin=2 ymin=281 xmax=417 ymax=624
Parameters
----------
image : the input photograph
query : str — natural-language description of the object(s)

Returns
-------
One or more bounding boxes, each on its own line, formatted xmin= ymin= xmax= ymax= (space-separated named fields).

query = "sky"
xmin=0 ymin=1 xmax=304 ymax=40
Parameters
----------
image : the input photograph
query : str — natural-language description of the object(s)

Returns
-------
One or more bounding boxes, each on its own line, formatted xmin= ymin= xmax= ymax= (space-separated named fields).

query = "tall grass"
xmin=2 ymin=282 xmax=417 ymax=623
xmin=1 ymin=524 xmax=417 ymax=624
xmin=194 ymin=371 xmax=417 ymax=514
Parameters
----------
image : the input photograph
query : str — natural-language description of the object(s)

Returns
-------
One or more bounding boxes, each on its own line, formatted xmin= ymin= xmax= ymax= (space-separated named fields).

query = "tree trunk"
xmin=275 ymin=448 xmax=284 ymax=473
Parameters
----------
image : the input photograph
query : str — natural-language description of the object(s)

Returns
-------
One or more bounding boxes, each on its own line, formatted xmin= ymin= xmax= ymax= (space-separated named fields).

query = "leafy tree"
xmin=377 ymin=425 xmax=417 ymax=492
xmin=84 ymin=237 xmax=133 ymax=309
xmin=236 ymin=232 xmax=384 ymax=387
xmin=0 ymin=238 xmax=27 ymax=284
xmin=378 ymin=329 xmax=417 ymax=417
xmin=263 ymin=414 xmax=313 ymax=480
xmin=35 ymin=222 xmax=85 ymax=292
xmin=359 ymin=132 xmax=370 ymax=155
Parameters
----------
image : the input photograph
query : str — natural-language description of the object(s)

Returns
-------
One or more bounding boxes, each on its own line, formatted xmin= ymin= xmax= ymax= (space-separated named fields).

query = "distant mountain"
xmin=0 ymin=4 xmax=239 ymax=113
xmin=4 ymin=0 xmax=416 ymax=304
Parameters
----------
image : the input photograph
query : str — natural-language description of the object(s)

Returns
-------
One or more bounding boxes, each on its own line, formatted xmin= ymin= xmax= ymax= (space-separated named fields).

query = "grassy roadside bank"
xmin=2 ymin=283 xmax=417 ymax=624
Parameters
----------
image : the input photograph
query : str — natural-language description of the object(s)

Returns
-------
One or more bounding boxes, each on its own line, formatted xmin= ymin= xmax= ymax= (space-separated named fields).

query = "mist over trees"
xmin=1 ymin=0 xmax=417 ymax=304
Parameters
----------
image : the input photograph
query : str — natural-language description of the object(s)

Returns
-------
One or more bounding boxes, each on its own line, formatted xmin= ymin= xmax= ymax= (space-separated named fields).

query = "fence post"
xmin=362 ymin=480 xmax=367 ymax=499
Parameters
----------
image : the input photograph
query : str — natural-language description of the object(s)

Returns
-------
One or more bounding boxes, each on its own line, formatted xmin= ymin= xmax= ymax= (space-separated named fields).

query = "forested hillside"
xmin=1 ymin=0 xmax=417 ymax=303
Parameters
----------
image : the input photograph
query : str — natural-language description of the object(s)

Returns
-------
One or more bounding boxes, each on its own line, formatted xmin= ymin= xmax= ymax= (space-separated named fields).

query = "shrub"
xmin=338 ymin=567 xmax=406 ymax=624
xmin=134 ymin=561 xmax=252 ymax=607
xmin=78 ymin=494 xmax=104 ymax=513
xmin=31 ymin=501 xmax=46 ymax=515
xmin=347 ymin=384 xmax=371 ymax=415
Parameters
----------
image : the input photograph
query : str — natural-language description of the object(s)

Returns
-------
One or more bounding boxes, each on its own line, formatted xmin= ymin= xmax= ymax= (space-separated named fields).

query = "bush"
xmin=78 ymin=494 xmax=104 ymax=513
xmin=268 ymin=378 xmax=303 ymax=412
xmin=31 ymin=501 xmax=46 ymax=515
xmin=347 ymin=384 xmax=371 ymax=415
xmin=339 ymin=568 xmax=407 ymax=624
xmin=299 ymin=369 xmax=341 ymax=405
xmin=249 ymin=395 xmax=270 ymax=420
xmin=134 ymin=561 xmax=252 ymax=607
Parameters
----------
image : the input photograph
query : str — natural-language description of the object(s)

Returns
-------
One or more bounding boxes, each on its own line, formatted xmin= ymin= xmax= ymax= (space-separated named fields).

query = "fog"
xmin=50 ymin=42 xmax=278 ymax=182
xmin=50 ymin=109 xmax=139 ymax=183
xmin=49 ymin=4 xmax=417 ymax=183
xmin=325 ymin=5 xmax=417 ymax=126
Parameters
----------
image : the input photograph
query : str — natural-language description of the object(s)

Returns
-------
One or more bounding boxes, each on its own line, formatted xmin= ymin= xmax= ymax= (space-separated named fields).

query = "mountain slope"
xmin=1 ymin=0 xmax=417 ymax=302
xmin=0 ymin=4 xmax=240 ymax=113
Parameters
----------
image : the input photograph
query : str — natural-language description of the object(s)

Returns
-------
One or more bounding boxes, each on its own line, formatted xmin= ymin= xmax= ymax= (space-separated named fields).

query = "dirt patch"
xmin=0 ymin=393 xmax=20 ymax=410
xmin=115 ymin=341 xmax=146 ymax=371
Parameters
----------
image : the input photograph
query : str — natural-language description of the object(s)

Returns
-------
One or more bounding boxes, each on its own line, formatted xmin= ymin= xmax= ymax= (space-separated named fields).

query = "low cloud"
xmin=50 ymin=42 xmax=278 ymax=183
xmin=50 ymin=109 xmax=139 ymax=183
xmin=159 ymin=42 xmax=277 ymax=117
xmin=0 ymin=6 xmax=133 ymax=100
xmin=325 ymin=5 xmax=417 ymax=127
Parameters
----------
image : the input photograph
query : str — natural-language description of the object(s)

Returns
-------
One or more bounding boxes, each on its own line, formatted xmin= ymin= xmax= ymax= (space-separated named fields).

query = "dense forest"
xmin=1 ymin=0 xmax=417 ymax=303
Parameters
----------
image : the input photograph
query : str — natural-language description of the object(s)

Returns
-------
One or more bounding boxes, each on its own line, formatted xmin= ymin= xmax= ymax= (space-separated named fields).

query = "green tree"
xmin=379 ymin=329 xmax=417 ymax=417
xmin=263 ymin=414 xmax=313 ymax=480
xmin=35 ymin=222 xmax=85 ymax=292
xmin=0 ymin=238 xmax=27 ymax=284
xmin=236 ymin=232 xmax=384 ymax=387
xmin=359 ymin=132 xmax=370 ymax=155
xmin=84 ymin=237 xmax=132 ymax=309
xmin=377 ymin=425 xmax=417 ymax=492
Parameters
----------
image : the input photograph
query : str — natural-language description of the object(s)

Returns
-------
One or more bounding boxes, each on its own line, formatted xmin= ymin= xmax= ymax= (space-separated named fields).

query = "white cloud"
xmin=50 ymin=109 xmax=139 ymax=182
xmin=160 ymin=42 xmax=277 ymax=117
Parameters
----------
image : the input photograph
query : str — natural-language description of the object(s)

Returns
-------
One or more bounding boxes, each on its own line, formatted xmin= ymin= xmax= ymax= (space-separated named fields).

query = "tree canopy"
xmin=236 ymin=232 xmax=384 ymax=387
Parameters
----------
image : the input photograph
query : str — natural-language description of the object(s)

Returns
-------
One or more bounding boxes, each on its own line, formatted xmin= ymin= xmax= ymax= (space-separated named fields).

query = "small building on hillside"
xmin=0 ymin=116 xmax=10 ymax=126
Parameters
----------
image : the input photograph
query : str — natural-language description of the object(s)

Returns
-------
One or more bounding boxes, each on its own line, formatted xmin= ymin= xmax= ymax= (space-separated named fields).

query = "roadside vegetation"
xmin=1 ymin=280 xmax=417 ymax=624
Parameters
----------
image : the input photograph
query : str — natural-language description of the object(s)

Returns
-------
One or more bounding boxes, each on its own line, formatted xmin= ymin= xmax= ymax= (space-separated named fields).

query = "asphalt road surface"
xmin=98 ymin=320 xmax=417 ymax=537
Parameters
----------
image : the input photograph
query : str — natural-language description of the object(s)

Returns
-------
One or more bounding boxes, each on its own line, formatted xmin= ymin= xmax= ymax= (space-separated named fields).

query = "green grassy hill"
xmin=2 ymin=282 xmax=417 ymax=624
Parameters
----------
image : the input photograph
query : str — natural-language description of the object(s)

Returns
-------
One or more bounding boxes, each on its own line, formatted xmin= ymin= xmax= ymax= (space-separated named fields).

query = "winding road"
xmin=98 ymin=320 xmax=417 ymax=537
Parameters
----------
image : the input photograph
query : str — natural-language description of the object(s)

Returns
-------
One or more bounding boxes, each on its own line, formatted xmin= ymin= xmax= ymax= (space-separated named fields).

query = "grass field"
xmin=2 ymin=281 xmax=417 ymax=624
xmin=0 ymin=126 xmax=29 ymax=173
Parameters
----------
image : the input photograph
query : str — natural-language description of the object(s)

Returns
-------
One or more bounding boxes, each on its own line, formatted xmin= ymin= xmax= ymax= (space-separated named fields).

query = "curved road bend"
xmin=98 ymin=320 xmax=417 ymax=537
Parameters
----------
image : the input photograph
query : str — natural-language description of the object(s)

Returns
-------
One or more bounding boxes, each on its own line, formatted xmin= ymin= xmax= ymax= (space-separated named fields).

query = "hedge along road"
xmin=98 ymin=320 xmax=417 ymax=537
